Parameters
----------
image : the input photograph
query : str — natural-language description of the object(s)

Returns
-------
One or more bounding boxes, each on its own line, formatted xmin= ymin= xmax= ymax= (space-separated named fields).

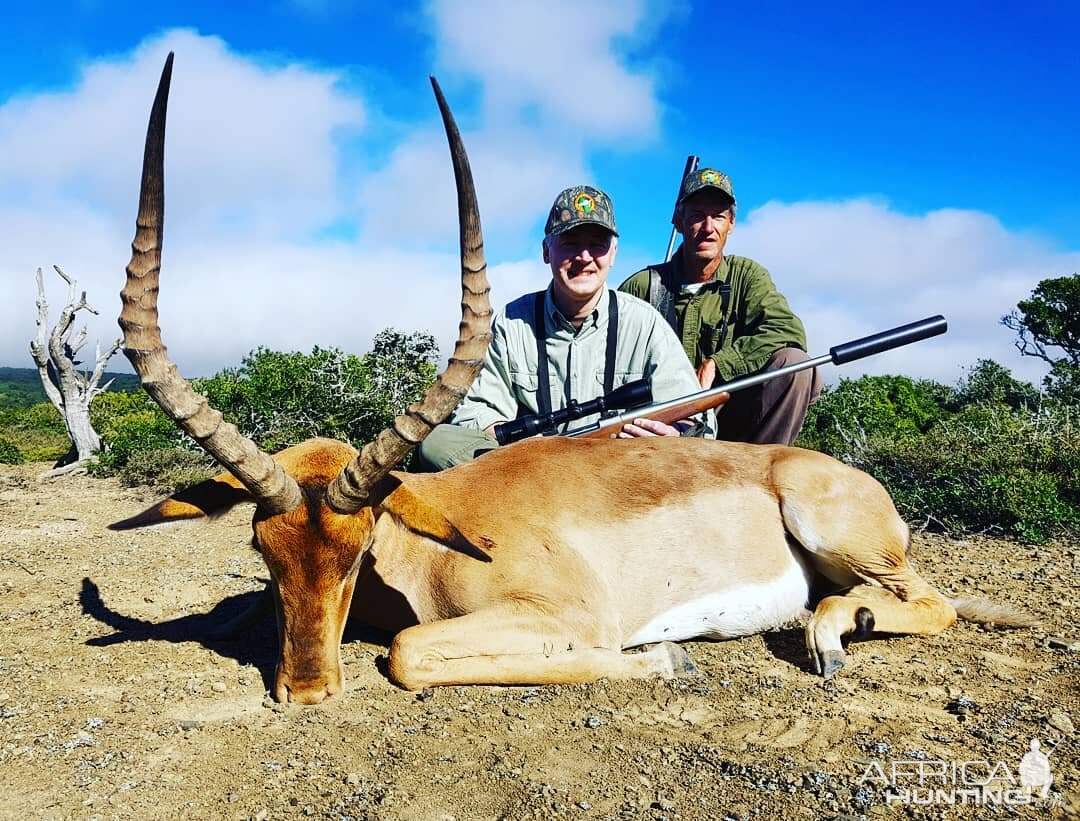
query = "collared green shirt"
xmin=450 ymin=285 xmax=711 ymax=434
xmin=618 ymin=248 xmax=807 ymax=382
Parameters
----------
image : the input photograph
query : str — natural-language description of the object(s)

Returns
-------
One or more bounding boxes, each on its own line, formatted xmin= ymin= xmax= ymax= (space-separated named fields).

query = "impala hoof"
xmin=653 ymin=641 xmax=699 ymax=678
xmin=820 ymin=650 xmax=846 ymax=679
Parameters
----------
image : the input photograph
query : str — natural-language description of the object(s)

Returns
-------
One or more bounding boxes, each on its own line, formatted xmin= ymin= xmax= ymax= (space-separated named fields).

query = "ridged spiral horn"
xmin=325 ymin=77 xmax=492 ymax=514
xmin=119 ymin=53 xmax=303 ymax=516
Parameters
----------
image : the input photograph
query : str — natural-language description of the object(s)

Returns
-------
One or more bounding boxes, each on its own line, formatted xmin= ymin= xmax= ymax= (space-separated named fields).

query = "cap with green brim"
xmin=677 ymin=167 xmax=736 ymax=206
xmin=544 ymin=185 xmax=619 ymax=238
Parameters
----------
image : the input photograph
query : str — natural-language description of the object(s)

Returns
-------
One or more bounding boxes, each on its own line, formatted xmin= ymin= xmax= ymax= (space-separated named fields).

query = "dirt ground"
xmin=0 ymin=462 xmax=1076 ymax=820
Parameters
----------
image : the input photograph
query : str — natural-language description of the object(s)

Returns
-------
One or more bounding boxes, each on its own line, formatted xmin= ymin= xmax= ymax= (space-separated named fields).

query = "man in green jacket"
xmin=618 ymin=167 xmax=820 ymax=445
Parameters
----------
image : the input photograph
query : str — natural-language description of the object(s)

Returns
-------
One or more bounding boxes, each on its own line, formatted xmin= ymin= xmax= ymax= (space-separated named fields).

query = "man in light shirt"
xmin=416 ymin=185 xmax=711 ymax=471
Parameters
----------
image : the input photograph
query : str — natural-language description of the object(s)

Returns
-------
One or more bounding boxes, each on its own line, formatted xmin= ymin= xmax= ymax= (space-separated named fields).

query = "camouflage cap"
xmin=544 ymin=185 xmax=619 ymax=238
xmin=677 ymin=167 xmax=736 ymax=206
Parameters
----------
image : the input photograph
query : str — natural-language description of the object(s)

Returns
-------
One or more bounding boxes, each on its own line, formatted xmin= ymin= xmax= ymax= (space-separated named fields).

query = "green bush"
xmin=0 ymin=436 xmax=23 ymax=464
xmin=798 ymin=375 xmax=952 ymax=459
xmin=87 ymin=330 xmax=439 ymax=483
xmin=196 ymin=332 xmax=438 ymax=453
xmin=953 ymin=358 xmax=1041 ymax=411
xmin=0 ymin=403 xmax=70 ymax=462
xmin=89 ymin=389 xmax=193 ymax=479
xmin=109 ymin=447 xmax=217 ymax=490
xmin=836 ymin=402 xmax=1080 ymax=543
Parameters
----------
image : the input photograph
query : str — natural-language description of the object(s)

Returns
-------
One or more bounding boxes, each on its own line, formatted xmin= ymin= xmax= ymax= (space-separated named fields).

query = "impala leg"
xmin=387 ymin=603 xmax=696 ymax=690
xmin=777 ymin=452 xmax=957 ymax=677
xmin=806 ymin=573 xmax=957 ymax=678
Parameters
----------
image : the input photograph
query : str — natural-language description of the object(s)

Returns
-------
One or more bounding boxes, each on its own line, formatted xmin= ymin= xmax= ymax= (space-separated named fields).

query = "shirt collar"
xmin=672 ymin=244 xmax=730 ymax=287
xmin=544 ymin=284 xmax=609 ymax=333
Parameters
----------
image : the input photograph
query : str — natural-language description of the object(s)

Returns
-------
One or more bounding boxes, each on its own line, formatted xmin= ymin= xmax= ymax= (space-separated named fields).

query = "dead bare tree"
xmin=30 ymin=265 xmax=122 ymax=476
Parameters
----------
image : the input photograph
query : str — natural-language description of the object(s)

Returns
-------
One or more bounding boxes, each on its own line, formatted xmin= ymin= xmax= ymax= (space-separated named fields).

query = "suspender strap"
xmin=715 ymin=282 xmax=732 ymax=350
xmin=603 ymin=293 xmax=618 ymax=396
xmin=533 ymin=291 xmax=552 ymax=417
xmin=533 ymin=289 xmax=619 ymax=417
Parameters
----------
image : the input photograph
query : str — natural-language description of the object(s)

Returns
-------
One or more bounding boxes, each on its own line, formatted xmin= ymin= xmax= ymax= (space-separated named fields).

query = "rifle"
xmin=494 ymin=379 xmax=652 ymax=446
xmin=563 ymin=315 xmax=948 ymax=440
xmin=664 ymin=154 xmax=698 ymax=263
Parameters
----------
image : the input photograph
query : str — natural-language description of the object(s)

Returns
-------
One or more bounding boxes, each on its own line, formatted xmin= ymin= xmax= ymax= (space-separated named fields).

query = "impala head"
xmin=118 ymin=54 xmax=491 ymax=704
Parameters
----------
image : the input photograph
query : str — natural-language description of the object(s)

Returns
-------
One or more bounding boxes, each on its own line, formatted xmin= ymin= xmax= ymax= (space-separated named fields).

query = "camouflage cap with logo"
xmin=677 ymin=167 xmax=736 ymax=206
xmin=544 ymin=185 xmax=619 ymax=238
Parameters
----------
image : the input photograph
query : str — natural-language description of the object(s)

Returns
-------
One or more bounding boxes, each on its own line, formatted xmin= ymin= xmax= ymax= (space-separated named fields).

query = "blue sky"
xmin=2 ymin=0 xmax=1078 ymax=384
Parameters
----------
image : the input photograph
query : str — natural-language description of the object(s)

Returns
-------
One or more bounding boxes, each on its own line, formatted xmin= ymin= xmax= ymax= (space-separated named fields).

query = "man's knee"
xmin=765 ymin=347 xmax=822 ymax=404
xmin=415 ymin=424 xmax=498 ymax=472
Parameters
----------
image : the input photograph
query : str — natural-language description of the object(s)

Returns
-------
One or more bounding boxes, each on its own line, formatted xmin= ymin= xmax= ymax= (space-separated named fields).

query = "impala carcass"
xmin=110 ymin=55 xmax=1035 ymax=705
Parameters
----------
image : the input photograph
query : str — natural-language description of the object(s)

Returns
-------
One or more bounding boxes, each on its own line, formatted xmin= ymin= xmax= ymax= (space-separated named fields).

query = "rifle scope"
xmin=494 ymin=379 xmax=653 ymax=446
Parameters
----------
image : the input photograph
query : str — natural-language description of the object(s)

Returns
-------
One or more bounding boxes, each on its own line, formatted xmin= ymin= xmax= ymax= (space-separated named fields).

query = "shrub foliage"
xmin=3 ymin=320 xmax=1076 ymax=543
xmin=798 ymin=364 xmax=1079 ymax=543
xmin=86 ymin=329 xmax=439 ymax=489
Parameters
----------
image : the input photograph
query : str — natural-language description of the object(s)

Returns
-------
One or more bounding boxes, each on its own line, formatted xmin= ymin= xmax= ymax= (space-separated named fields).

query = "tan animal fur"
xmin=109 ymin=55 xmax=1034 ymax=705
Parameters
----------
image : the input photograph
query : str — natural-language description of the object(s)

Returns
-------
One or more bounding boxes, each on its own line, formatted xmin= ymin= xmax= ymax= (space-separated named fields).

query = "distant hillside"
xmin=0 ymin=367 xmax=142 ymax=408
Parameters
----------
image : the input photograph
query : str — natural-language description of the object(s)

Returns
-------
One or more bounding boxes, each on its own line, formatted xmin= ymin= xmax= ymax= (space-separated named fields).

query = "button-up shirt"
xmin=450 ymin=285 xmax=711 ymax=434
xmin=619 ymin=249 xmax=807 ymax=382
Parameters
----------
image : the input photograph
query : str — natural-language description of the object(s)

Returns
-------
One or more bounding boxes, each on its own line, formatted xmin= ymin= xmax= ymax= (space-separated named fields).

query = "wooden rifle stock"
xmin=565 ymin=315 xmax=948 ymax=440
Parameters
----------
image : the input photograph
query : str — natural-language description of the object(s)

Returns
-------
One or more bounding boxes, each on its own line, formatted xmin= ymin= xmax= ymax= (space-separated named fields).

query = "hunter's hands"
xmin=696 ymin=358 xmax=717 ymax=389
xmin=617 ymin=418 xmax=682 ymax=438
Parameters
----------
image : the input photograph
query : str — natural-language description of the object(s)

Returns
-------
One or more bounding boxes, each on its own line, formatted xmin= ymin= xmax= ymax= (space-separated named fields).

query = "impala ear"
xmin=108 ymin=472 xmax=250 ymax=530
xmin=375 ymin=476 xmax=494 ymax=563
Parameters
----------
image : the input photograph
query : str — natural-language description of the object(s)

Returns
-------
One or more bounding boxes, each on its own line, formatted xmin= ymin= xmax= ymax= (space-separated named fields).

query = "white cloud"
xmin=732 ymin=199 xmax=1080 ymax=386
xmin=358 ymin=125 xmax=586 ymax=248
xmin=429 ymin=0 xmax=660 ymax=141
xmin=355 ymin=0 xmax=669 ymax=251
xmin=0 ymin=29 xmax=371 ymax=376
xmin=0 ymin=29 xmax=364 ymax=237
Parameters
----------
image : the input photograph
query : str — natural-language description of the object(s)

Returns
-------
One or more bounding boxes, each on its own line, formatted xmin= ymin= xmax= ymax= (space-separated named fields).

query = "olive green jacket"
xmin=618 ymin=247 xmax=807 ymax=382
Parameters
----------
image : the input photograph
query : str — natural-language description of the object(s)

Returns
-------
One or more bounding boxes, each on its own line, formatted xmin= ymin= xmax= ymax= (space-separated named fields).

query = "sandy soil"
xmin=0 ymin=462 xmax=1076 ymax=820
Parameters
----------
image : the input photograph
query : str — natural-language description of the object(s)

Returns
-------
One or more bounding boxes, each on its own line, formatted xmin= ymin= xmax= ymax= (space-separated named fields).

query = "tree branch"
xmin=30 ymin=267 xmax=64 ymax=411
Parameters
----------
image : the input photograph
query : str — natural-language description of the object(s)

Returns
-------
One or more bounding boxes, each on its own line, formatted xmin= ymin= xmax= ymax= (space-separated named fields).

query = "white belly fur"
xmin=622 ymin=551 xmax=813 ymax=648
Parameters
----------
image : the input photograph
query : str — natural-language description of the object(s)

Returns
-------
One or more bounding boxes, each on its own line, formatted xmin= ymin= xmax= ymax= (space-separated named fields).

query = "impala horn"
xmin=119 ymin=53 xmax=302 ymax=515
xmin=325 ymin=77 xmax=492 ymax=514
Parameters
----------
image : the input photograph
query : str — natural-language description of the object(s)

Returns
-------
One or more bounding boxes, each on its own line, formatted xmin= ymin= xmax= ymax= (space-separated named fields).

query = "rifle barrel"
xmin=664 ymin=154 xmax=699 ymax=263
xmin=566 ymin=315 xmax=947 ymax=438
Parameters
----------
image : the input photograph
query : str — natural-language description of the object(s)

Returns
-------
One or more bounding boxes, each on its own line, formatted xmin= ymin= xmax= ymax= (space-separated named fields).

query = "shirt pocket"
xmin=699 ymin=319 xmax=725 ymax=354
xmin=509 ymin=371 xmax=540 ymax=410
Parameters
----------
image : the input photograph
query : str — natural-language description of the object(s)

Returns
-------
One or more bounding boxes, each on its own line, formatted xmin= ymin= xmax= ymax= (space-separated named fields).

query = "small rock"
xmin=345 ymin=773 xmax=360 ymax=787
xmin=1046 ymin=636 xmax=1079 ymax=652
xmin=583 ymin=716 xmax=604 ymax=729
xmin=179 ymin=720 xmax=201 ymax=731
xmin=1048 ymin=712 xmax=1074 ymax=734
xmin=254 ymin=811 xmax=268 ymax=821
xmin=211 ymin=682 xmax=226 ymax=693
xmin=417 ymin=688 xmax=434 ymax=702
xmin=577 ymin=801 xmax=591 ymax=810
xmin=947 ymin=695 xmax=978 ymax=716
